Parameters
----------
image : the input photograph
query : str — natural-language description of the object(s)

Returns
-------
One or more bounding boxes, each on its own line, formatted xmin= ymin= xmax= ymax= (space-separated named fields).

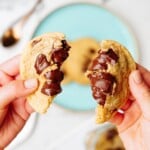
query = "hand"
xmin=110 ymin=65 xmax=150 ymax=150
xmin=0 ymin=56 xmax=38 ymax=149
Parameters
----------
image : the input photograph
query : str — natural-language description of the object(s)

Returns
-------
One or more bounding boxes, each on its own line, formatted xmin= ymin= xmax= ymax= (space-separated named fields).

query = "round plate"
xmin=33 ymin=3 xmax=139 ymax=111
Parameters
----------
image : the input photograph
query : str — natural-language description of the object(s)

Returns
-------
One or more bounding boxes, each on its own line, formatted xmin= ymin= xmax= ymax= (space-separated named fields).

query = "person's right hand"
xmin=110 ymin=65 xmax=150 ymax=150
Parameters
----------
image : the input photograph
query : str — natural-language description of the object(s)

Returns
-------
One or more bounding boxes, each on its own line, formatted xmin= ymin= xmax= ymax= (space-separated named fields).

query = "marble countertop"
xmin=0 ymin=0 xmax=150 ymax=150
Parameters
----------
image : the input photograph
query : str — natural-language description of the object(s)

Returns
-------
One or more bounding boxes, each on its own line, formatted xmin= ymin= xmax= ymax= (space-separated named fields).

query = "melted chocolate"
xmin=38 ymin=40 xmax=70 ymax=97
xmin=95 ymin=79 xmax=113 ymax=93
xmin=90 ymin=73 xmax=115 ymax=89
xmin=89 ymin=72 xmax=116 ymax=106
xmin=98 ymin=49 xmax=119 ymax=65
xmin=34 ymin=54 xmax=50 ymax=74
xmin=41 ymin=81 xmax=61 ymax=96
xmin=51 ymin=49 xmax=69 ymax=66
xmin=92 ymin=89 xmax=106 ymax=105
xmin=88 ymin=48 xmax=118 ymax=106
xmin=44 ymin=69 xmax=64 ymax=82
xmin=89 ymin=49 xmax=118 ymax=72
xmin=61 ymin=40 xmax=71 ymax=51
xmin=51 ymin=40 xmax=70 ymax=65
xmin=89 ymin=59 xmax=107 ymax=70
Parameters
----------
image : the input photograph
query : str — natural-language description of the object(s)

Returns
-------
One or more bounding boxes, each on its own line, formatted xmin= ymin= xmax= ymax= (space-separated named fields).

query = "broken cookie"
xmin=87 ymin=40 xmax=136 ymax=123
xmin=20 ymin=32 xmax=70 ymax=113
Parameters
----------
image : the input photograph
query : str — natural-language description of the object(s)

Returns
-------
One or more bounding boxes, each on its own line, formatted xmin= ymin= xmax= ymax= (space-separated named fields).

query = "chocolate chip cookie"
xmin=20 ymin=32 xmax=70 ymax=113
xmin=86 ymin=126 xmax=125 ymax=150
xmin=63 ymin=38 xmax=100 ymax=84
xmin=87 ymin=40 xmax=136 ymax=123
xmin=95 ymin=127 xmax=125 ymax=150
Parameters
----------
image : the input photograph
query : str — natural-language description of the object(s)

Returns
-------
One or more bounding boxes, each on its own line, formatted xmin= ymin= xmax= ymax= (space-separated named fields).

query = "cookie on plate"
xmin=87 ymin=40 xmax=136 ymax=123
xmin=63 ymin=38 xmax=100 ymax=84
xmin=20 ymin=32 xmax=70 ymax=113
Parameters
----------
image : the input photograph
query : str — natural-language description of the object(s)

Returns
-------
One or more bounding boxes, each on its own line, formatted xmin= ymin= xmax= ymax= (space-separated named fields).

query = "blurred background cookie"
xmin=61 ymin=61 xmax=72 ymax=84
xmin=86 ymin=126 xmax=125 ymax=150
xmin=63 ymin=38 xmax=100 ymax=85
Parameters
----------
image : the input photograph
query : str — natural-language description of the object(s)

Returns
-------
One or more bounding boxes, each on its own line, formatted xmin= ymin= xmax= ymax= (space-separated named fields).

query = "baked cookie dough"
xmin=86 ymin=127 xmax=125 ymax=150
xmin=20 ymin=32 xmax=70 ymax=113
xmin=87 ymin=40 xmax=136 ymax=123
xmin=63 ymin=38 xmax=100 ymax=84
xmin=95 ymin=127 xmax=125 ymax=150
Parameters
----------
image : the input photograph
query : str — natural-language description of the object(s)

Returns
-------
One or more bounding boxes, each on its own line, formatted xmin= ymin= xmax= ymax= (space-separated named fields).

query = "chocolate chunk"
xmin=44 ymin=69 xmax=64 ymax=82
xmin=51 ymin=49 xmax=69 ymax=65
xmin=61 ymin=40 xmax=71 ymax=51
xmin=107 ymin=48 xmax=119 ymax=62
xmin=90 ymin=72 xmax=115 ymax=88
xmin=41 ymin=81 xmax=61 ymax=96
xmin=106 ymin=129 xmax=118 ymax=140
xmin=98 ymin=49 xmax=119 ymax=65
xmin=99 ymin=72 xmax=116 ymax=82
xmin=89 ymin=48 xmax=118 ymax=72
xmin=92 ymin=89 xmax=106 ymax=105
xmin=89 ymin=48 xmax=96 ymax=54
xmin=31 ymin=39 xmax=42 ymax=47
xmin=88 ymin=72 xmax=116 ymax=106
xmin=95 ymin=79 xmax=113 ymax=93
xmin=97 ymin=96 xmax=106 ymax=105
xmin=34 ymin=54 xmax=50 ymax=74
xmin=96 ymin=72 xmax=115 ymax=94
xmin=89 ymin=59 xmax=107 ymax=70
xmin=51 ymin=40 xmax=70 ymax=66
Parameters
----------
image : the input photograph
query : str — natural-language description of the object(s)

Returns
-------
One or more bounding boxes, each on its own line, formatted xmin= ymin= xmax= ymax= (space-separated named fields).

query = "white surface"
xmin=0 ymin=0 xmax=150 ymax=150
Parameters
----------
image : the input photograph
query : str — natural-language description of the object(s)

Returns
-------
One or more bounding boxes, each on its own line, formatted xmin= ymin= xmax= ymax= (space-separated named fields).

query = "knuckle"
xmin=9 ymin=81 xmax=21 ymax=97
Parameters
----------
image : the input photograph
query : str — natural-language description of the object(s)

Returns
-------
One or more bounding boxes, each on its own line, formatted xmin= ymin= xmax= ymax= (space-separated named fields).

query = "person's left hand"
xmin=0 ymin=56 xmax=38 ymax=149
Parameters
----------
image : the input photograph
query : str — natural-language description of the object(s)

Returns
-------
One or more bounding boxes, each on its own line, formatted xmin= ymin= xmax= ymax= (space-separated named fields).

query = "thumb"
xmin=0 ymin=79 xmax=38 ymax=108
xmin=129 ymin=70 xmax=150 ymax=117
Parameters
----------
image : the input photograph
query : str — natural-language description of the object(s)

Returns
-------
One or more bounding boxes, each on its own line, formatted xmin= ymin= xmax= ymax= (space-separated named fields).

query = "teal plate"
xmin=33 ymin=3 xmax=139 ymax=111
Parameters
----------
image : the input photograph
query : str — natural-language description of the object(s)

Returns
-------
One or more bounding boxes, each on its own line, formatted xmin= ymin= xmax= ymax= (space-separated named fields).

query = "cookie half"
xmin=20 ymin=32 xmax=70 ymax=113
xmin=87 ymin=40 xmax=136 ymax=123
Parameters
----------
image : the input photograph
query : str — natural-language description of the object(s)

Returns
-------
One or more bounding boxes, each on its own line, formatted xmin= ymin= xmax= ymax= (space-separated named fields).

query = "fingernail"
xmin=133 ymin=70 xmax=143 ymax=84
xmin=24 ymin=79 xmax=38 ymax=89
